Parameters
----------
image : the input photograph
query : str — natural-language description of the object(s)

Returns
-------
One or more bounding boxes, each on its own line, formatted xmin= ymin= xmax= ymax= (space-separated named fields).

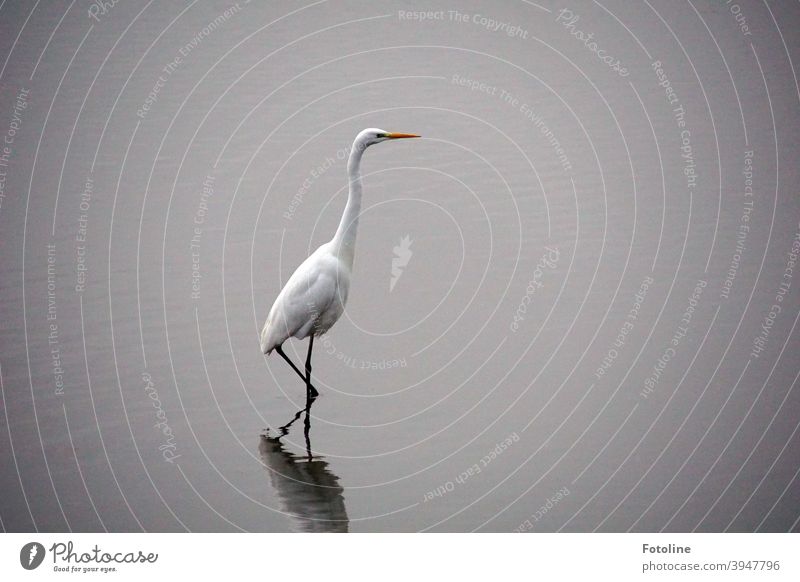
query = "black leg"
xmin=303 ymin=390 xmax=314 ymax=460
xmin=275 ymin=344 xmax=319 ymax=395
xmin=305 ymin=335 xmax=318 ymax=397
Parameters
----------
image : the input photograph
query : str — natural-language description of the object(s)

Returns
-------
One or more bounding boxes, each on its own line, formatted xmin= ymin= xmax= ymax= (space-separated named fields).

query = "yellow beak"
xmin=387 ymin=132 xmax=421 ymax=139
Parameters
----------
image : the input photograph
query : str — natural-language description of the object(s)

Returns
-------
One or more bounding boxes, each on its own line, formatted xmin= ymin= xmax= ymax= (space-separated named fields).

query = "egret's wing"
xmin=261 ymin=250 xmax=338 ymax=352
xmin=283 ymin=269 xmax=337 ymax=338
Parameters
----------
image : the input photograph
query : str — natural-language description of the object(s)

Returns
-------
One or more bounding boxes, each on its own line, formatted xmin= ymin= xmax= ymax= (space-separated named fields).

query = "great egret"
xmin=260 ymin=128 xmax=421 ymax=396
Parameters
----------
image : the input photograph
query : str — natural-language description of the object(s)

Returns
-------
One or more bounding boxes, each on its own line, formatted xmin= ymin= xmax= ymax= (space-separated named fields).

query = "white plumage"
xmin=260 ymin=128 xmax=420 ymax=394
xmin=260 ymin=243 xmax=348 ymax=354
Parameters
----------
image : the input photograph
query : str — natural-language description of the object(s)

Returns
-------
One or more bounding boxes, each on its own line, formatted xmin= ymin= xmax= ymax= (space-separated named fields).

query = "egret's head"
xmin=354 ymin=127 xmax=420 ymax=151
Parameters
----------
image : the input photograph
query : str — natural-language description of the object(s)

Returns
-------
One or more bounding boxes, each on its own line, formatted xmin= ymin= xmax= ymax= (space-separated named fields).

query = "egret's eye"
xmin=375 ymin=133 xmax=387 ymax=138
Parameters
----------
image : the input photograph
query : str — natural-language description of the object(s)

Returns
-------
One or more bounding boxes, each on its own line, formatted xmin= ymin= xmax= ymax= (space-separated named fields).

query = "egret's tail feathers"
xmin=260 ymin=320 xmax=274 ymax=354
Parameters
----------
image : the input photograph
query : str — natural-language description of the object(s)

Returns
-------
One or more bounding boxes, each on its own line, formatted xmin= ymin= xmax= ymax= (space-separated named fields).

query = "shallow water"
xmin=1 ymin=0 xmax=799 ymax=532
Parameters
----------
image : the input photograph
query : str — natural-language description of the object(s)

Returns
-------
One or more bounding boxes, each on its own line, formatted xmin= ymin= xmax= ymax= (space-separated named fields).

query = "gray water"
xmin=0 ymin=0 xmax=799 ymax=532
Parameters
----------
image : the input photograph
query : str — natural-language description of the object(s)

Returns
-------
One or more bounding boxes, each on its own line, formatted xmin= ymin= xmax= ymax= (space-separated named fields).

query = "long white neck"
xmin=331 ymin=141 xmax=365 ymax=267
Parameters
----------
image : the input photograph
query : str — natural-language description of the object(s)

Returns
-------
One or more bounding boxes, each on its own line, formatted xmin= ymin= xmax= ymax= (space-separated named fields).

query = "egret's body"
xmin=260 ymin=128 xmax=419 ymax=395
xmin=260 ymin=241 xmax=350 ymax=353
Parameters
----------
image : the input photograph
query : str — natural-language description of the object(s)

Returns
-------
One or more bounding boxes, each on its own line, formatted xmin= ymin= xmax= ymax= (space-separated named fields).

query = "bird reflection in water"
xmin=259 ymin=394 xmax=348 ymax=532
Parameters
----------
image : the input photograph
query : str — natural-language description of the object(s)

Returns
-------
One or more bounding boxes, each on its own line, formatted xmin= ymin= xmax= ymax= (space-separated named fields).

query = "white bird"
xmin=261 ymin=128 xmax=420 ymax=396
